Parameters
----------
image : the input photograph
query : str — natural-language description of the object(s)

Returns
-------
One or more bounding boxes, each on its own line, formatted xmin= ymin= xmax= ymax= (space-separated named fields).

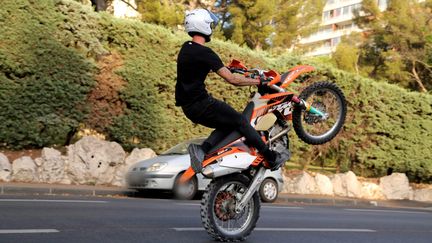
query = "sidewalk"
xmin=1 ymin=182 xmax=432 ymax=209
xmin=276 ymin=193 xmax=432 ymax=209
xmin=0 ymin=182 xmax=132 ymax=197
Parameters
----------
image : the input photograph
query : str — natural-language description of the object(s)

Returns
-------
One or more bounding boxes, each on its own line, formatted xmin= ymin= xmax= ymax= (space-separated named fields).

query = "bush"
xmin=0 ymin=0 xmax=95 ymax=148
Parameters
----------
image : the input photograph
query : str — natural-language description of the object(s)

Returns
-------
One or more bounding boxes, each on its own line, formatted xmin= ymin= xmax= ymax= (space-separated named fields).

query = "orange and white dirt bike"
xmin=179 ymin=60 xmax=347 ymax=241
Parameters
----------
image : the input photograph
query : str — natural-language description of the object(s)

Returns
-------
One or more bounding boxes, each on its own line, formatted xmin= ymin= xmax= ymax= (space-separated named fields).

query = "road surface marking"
xmin=175 ymin=203 xmax=200 ymax=206
xmin=172 ymin=227 xmax=376 ymax=232
xmin=0 ymin=229 xmax=59 ymax=234
xmin=0 ymin=199 xmax=108 ymax=203
xmin=262 ymin=206 xmax=303 ymax=209
xmin=344 ymin=209 xmax=430 ymax=214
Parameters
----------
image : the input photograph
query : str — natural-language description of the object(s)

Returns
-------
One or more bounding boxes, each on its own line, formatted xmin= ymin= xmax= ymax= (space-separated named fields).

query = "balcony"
xmin=299 ymin=26 xmax=362 ymax=44
xmin=303 ymin=46 xmax=335 ymax=57
xmin=324 ymin=0 xmax=363 ymax=11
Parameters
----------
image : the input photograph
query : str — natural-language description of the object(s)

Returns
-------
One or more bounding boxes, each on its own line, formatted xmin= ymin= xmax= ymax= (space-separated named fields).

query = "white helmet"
xmin=185 ymin=9 xmax=219 ymax=42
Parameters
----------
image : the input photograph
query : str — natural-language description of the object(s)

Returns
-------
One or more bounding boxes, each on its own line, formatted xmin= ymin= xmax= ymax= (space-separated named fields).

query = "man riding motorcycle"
xmin=175 ymin=9 xmax=286 ymax=172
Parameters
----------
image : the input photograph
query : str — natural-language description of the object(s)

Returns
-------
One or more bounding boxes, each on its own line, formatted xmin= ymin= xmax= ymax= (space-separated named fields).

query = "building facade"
xmin=300 ymin=0 xmax=388 ymax=56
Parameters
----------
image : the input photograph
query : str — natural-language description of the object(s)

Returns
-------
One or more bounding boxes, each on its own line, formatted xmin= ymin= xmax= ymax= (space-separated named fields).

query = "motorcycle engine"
xmin=269 ymin=123 xmax=291 ymax=161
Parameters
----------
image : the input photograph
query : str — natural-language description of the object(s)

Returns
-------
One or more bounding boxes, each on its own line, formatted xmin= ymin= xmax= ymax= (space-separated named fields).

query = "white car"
xmin=126 ymin=138 xmax=284 ymax=202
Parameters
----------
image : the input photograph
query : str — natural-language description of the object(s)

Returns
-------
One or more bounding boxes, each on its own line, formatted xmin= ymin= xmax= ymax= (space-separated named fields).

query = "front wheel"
xmin=293 ymin=81 xmax=347 ymax=145
xmin=201 ymin=174 xmax=260 ymax=242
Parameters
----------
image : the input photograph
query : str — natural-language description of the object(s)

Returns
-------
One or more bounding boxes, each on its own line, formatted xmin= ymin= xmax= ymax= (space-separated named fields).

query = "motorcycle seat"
xmin=207 ymin=102 xmax=254 ymax=154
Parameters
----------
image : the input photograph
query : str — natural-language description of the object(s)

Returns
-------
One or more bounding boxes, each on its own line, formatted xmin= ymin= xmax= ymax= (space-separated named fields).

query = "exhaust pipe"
xmin=202 ymin=164 xmax=243 ymax=178
xmin=268 ymin=128 xmax=290 ymax=143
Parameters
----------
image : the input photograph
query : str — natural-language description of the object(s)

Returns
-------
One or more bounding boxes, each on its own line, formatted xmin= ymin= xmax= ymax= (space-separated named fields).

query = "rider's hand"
xmin=259 ymin=76 xmax=272 ymax=86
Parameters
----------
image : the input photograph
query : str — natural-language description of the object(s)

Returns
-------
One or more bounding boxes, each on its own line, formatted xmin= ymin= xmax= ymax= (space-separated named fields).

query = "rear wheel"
xmin=201 ymin=174 xmax=260 ymax=242
xmin=293 ymin=82 xmax=347 ymax=145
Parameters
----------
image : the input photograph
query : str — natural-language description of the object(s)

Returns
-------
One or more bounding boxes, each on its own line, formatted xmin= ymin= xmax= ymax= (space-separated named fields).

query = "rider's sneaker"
xmin=264 ymin=149 xmax=289 ymax=171
xmin=187 ymin=144 xmax=205 ymax=173
xmin=268 ymin=152 xmax=284 ymax=171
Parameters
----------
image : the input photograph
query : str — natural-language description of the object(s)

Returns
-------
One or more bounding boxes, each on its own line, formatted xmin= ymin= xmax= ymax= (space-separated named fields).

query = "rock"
xmin=331 ymin=174 xmax=346 ymax=197
xmin=413 ymin=189 xmax=432 ymax=202
xmin=291 ymin=171 xmax=318 ymax=194
xmin=125 ymin=148 xmax=156 ymax=165
xmin=36 ymin=148 xmax=66 ymax=183
xmin=379 ymin=173 xmax=413 ymax=200
xmin=11 ymin=156 xmax=38 ymax=182
xmin=0 ymin=153 xmax=11 ymax=182
xmin=314 ymin=173 xmax=334 ymax=195
xmin=345 ymin=171 xmax=362 ymax=197
xmin=361 ymin=182 xmax=385 ymax=200
xmin=331 ymin=171 xmax=362 ymax=198
xmin=281 ymin=174 xmax=294 ymax=193
xmin=112 ymin=148 xmax=156 ymax=187
xmin=67 ymin=136 xmax=126 ymax=185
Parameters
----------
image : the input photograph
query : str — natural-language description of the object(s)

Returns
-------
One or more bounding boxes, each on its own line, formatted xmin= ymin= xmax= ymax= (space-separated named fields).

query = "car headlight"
xmin=146 ymin=162 xmax=168 ymax=172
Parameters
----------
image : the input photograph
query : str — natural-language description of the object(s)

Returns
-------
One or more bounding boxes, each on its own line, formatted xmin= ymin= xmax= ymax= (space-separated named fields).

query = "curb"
xmin=0 ymin=183 xmax=133 ymax=197
xmin=276 ymin=193 xmax=432 ymax=209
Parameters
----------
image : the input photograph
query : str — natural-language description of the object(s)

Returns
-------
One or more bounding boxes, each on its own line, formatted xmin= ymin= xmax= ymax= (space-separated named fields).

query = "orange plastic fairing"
xmin=280 ymin=65 xmax=315 ymax=88
xmin=265 ymin=70 xmax=281 ymax=85
xmin=228 ymin=59 xmax=247 ymax=70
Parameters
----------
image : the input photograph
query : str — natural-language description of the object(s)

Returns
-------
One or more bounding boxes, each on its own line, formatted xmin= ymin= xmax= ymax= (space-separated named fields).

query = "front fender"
xmin=280 ymin=65 xmax=315 ymax=88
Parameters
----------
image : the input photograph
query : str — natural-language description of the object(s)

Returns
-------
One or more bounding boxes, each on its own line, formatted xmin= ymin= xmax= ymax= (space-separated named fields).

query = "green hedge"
xmin=0 ymin=0 xmax=96 ymax=148
xmin=0 ymin=0 xmax=431 ymax=182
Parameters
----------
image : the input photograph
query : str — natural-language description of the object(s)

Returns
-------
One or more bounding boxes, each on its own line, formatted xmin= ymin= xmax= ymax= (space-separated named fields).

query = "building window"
xmin=352 ymin=3 xmax=361 ymax=11
xmin=330 ymin=8 xmax=341 ymax=18
xmin=378 ymin=0 xmax=388 ymax=9
xmin=331 ymin=37 xmax=341 ymax=46
xmin=343 ymin=6 xmax=350 ymax=15
xmin=323 ymin=11 xmax=330 ymax=20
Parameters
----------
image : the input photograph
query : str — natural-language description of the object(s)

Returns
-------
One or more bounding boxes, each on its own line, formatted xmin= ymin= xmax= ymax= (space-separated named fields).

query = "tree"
xmin=106 ymin=0 xmax=323 ymax=50
xmin=136 ymin=0 xmax=185 ymax=26
xmin=90 ymin=0 xmax=109 ymax=11
xmin=216 ymin=0 xmax=324 ymax=50
xmin=354 ymin=0 xmax=432 ymax=92
xmin=272 ymin=0 xmax=324 ymax=49
xmin=332 ymin=43 xmax=359 ymax=73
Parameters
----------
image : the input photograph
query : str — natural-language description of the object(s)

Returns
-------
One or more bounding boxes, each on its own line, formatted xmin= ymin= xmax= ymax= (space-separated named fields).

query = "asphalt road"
xmin=0 ymin=195 xmax=431 ymax=243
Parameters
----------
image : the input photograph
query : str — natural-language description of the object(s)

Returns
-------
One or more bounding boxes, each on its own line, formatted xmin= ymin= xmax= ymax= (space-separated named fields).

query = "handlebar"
xmin=228 ymin=66 xmax=285 ymax=92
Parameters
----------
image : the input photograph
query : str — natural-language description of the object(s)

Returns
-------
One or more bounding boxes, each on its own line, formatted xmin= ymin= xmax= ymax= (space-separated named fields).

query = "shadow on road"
xmin=127 ymin=189 xmax=203 ymax=201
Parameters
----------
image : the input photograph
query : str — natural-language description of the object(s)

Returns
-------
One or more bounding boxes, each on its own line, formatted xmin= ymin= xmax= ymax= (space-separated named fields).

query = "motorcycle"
xmin=179 ymin=59 xmax=347 ymax=241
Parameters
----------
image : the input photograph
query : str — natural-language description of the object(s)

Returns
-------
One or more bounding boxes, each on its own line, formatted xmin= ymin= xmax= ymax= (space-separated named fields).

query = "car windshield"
xmin=161 ymin=138 xmax=206 ymax=155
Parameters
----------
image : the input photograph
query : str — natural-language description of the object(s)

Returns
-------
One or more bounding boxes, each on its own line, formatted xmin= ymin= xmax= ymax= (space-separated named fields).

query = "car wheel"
xmin=259 ymin=178 xmax=278 ymax=203
xmin=173 ymin=172 xmax=198 ymax=200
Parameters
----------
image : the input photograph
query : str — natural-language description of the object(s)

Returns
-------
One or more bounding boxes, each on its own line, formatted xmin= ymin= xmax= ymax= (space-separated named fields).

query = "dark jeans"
xmin=181 ymin=96 xmax=267 ymax=153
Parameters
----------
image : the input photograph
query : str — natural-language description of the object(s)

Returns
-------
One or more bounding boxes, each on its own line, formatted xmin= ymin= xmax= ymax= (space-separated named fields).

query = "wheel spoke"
xmin=212 ymin=181 xmax=254 ymax=235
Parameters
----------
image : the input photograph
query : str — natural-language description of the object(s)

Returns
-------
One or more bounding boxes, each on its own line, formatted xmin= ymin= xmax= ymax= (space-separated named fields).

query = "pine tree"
xmin=218 ymin=0 xmax=324 ymax=50
xmin=355 ymin=0 xmax=432 ymax=92
xmin=136 ymin=0 xmax=185 ymax=27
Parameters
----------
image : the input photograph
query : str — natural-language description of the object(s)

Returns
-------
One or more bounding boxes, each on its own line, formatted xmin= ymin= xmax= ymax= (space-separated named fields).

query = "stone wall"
xmin=1 ymin=137 xmax=431 ymax=203
xmin=0 ymin=136 xmax=155 ymax=186
xmin=282 ymin=171 xmax=432 ymax=203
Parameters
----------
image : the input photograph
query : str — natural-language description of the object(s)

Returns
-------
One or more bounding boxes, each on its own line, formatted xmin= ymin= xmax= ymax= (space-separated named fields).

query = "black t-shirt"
xmin=175 ymin=41 xmax=225 ymax=106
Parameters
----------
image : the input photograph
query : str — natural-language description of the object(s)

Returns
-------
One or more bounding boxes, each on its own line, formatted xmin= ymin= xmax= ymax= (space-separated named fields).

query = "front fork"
xmin=291 ymin=96 xmax=327 ymax=118
xmin=235 ymin=167 xmax=266 ymax=213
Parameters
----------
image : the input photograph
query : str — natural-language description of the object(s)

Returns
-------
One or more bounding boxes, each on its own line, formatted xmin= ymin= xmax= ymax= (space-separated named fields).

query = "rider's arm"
xmin=216 ymin=67 xmax=260 ymax=86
